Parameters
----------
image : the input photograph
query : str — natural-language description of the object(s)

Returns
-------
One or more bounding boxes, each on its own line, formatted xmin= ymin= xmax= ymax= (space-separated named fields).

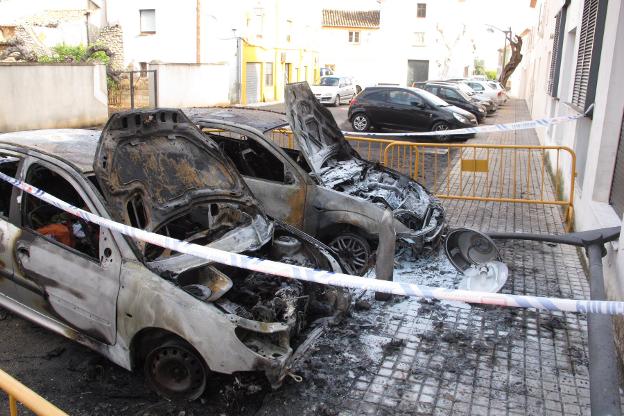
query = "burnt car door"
xmin=0 ymin=153 xmax=22 ymax=300
xmin=13 ymin=158 xmax=121 ymax=344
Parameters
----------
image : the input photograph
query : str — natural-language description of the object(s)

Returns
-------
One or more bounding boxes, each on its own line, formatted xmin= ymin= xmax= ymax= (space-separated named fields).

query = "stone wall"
xmin=95 ymin=25 xmax=124 ymax=71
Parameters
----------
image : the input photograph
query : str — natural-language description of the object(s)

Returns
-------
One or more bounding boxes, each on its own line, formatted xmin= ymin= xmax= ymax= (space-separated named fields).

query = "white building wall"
xmin=316 ymin=0 xmax=476 ymax=87
xmin=0 ymin=63 xmax=108 ymax=132
xmin=106 ymin=0 xmax=198 ymax=68
xmin=518 ymin=0 xmax=624 ymax=357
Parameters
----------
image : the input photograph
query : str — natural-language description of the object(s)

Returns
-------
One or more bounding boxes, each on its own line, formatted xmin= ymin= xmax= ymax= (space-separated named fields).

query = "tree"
xmin=499 ymin=33 xmax=523 ymax=88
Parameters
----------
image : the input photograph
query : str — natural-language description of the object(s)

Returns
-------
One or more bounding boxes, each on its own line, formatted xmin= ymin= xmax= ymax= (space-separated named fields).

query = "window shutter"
xmin=610 ymin=113 xmax=624 ymax=218
xmin=547 ymin=8 xmax=566 ymax=97
xmin=571 ymin=0 xmax=606 ymax=111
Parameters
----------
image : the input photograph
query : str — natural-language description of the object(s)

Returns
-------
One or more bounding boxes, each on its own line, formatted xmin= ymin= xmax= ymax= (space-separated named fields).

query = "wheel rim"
xmin=329 ymin=234 xmax=370 ymax=275
xmin=353 ymin=115 xmax=368 ymax=131
xmin=146 ymin=344 xmax=206 ymax=400
xmin=433 ymin=123 xmax=449 ymax=131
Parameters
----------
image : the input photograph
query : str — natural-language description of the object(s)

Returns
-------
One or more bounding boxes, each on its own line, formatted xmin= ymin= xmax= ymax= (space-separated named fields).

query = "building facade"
xmin=316 ymin=0 xmax=477 ymax=87
xmin=517 ymin=0 xmax=624 ymax=359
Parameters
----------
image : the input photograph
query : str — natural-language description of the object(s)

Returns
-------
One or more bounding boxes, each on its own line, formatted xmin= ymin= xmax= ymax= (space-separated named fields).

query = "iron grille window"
xmin=571 ymin=0 xmax=607 ymax=111
xmin=417 ymin=3 xmax=427 ymax=18
xmin=547 ymin=3 xmax=567 ymax=97
xmin=610 ymin=113 xmax=624 ymax=218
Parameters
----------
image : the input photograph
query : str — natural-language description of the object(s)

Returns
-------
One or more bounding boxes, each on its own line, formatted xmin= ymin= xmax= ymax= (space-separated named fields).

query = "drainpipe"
xmin=85 ymin=11 xmax=90 ymax=45
xmin=196 ymin=0 xmax=201 ymax=63
xmin=235 ymin=36 xmax=242 ymax=104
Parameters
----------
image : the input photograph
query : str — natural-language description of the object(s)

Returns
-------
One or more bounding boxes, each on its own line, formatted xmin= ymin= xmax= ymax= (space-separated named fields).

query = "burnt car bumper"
xmin=394 ymin=205 xmax=447 ymax=255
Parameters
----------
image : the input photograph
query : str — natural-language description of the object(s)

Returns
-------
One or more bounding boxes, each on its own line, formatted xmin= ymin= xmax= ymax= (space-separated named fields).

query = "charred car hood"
xmin=285 ymin=82 xmax=356 ymax=173
xmin=320 ymin=158 xmax=436 ymax=222
xmin=94 ymin=109 xmax=270 ymax=254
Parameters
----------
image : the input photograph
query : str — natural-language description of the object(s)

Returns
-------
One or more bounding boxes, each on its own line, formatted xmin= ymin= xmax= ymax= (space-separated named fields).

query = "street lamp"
xmin=485 ymin=24 xmax=512 ymax=78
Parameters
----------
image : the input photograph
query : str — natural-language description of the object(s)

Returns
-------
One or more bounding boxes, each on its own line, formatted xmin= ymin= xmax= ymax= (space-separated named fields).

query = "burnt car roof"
xmin=0 ymin=129 xmax=100 ymax=173
xmin=186 ymin=107 xmax=288 ymax=133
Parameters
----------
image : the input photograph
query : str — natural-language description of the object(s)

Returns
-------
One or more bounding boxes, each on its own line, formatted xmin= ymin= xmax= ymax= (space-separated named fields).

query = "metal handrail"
xmin=0 ymin=368 xmax=68 ymax=416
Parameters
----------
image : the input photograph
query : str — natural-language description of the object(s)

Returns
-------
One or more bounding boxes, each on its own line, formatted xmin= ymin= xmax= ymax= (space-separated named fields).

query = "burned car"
xmin=0 ymin=109 xmax=349 ymax=400
xmin=188 ymin=82 xmax=446 ymax=275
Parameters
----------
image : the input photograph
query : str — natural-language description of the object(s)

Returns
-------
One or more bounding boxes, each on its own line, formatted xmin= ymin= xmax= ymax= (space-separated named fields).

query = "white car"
xmin=463 ymin=80 xmax=508 ymax=105
xmin=311 ymin=76 xmax=358 ymax=106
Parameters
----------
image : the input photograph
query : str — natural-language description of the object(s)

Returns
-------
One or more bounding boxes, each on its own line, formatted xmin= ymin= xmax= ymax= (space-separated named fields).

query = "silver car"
xmin=0 ymin=109 xmax=349 ymax=400
xmin=189 ymin=82 xmax=447 ymax=276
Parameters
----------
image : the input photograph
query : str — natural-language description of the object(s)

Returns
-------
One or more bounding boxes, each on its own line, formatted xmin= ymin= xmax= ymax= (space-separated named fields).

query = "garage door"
xmin=246 ymin=63 xmax=261 ymax=104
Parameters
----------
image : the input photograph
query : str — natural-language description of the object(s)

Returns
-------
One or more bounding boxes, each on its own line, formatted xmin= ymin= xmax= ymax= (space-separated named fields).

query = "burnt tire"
xmin=352 ymin=113 xmax=371 ymax=132
xmin=431 ymin=121 xmax=451 ymax=142
xmin=329 ymin=232 xmax=371 ymax=276
xmin=144 ymin=338 xmax=207 ymax=401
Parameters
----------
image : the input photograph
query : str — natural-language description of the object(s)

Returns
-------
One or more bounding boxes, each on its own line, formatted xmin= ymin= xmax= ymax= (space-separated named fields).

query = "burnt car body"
xmin=0 ymin=110 xmax=349 ymax=400
xmin=188 ymin=83 xmax=447 ymax=276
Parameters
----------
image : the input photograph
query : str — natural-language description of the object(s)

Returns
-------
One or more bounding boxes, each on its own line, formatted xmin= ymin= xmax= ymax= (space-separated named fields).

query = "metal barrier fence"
xmin=382 ymin=142 xmax=576 ymax=230
xmin=220 ymin=128 xmax=576 ymax=230
xmin=0 ymin=368 xmax=68 ymax=416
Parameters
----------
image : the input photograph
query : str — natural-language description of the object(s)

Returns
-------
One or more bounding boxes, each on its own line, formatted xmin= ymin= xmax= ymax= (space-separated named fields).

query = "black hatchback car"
xmin=421 ymin=83 xmax=487 ymax=122
xmin=348 ymin=86 xmax=477 ymax=139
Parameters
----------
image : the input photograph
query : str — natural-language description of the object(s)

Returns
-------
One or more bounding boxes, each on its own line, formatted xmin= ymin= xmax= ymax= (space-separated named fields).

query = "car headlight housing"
xmin=453 ymin=113 xmax=469 ymax=123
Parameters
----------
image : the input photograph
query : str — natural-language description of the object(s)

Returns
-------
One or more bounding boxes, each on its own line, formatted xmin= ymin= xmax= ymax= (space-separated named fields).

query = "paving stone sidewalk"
xmin=256 ymin=99 xmax=621 ymax=415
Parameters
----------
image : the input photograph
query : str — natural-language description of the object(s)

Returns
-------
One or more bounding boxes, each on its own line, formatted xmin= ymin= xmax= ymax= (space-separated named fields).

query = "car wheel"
xmin=144 ymin=339 xmax=207 ymax=401
xmin=333 ymin=95 xmax=340 ymax=106
xmin=431 ymin=121 xmax=451 ymax=142
xmin=352 ymin=114 xmax=371 ymax=132
xmin=329 ymin=232 xmax=371 ymax=276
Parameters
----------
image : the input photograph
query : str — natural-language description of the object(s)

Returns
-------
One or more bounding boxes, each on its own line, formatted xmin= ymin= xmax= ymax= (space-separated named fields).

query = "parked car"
xmin=311 ymin=76 xmax=358 ymax=106
xmin=463 ymin=80 xmax=507 ymax=105
xmin=444 ymin=81 xmax=497 ymax=114
xmin=0 ymin=110 xmax=351 ymax=400
xmin=188 ymin=83 xmax=447 ymax=275
xmin=347 ymin=86 xmax=477 ymax=138
xmin=487 ymin=80 xmax=509 ymax=103
xmin=421 ymin=82 xmax=487 ymax=122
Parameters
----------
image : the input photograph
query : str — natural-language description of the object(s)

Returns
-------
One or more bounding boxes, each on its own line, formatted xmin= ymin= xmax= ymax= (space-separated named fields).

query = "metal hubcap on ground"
xmin=353 ymin=116 xmax=368 ymax=131
xmin=329 ymin=234 xmax=370 ymax=275
xmin=147 ymin=344 xmax=206 ymax=400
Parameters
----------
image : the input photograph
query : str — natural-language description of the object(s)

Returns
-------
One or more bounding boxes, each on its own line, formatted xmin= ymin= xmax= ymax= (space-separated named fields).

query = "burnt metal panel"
xmin=94 ymin=109 xmax=250 ymax=232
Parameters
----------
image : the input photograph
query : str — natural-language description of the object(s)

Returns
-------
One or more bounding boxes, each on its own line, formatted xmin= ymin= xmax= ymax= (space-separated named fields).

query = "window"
xmin=0 ymin=155 xmax=19 ymax=218
xmin=547 ymin=3 xmax=568 ymax=97
xmin=348 ymin=31 xmax=360 ymax=44
xmin=610 ymin=114 xmax=624 ymax=217
xmin=265 ymin=62 xmax=273 ymax=86
xmin=413 ymin=32 xmax=425 ymax=47
xmin=467 ymin=82 xmax=484 ymax=91
xmin=139 ymin=9 xmax=156 ymax=34
xmin=388 ymin=90 xmax=418 ymax=106
xmin=22 ymin=165 xmax=99 ymax=259
xmin=208 ymin=133 xmax=286 ymax=183
xmin=441 ymin=88 xmax=461 ymax=100
xmin=571 ymin=0 xmax=607 ymax=111
xmin=417 ymin=3 xmax=427 ymax=18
